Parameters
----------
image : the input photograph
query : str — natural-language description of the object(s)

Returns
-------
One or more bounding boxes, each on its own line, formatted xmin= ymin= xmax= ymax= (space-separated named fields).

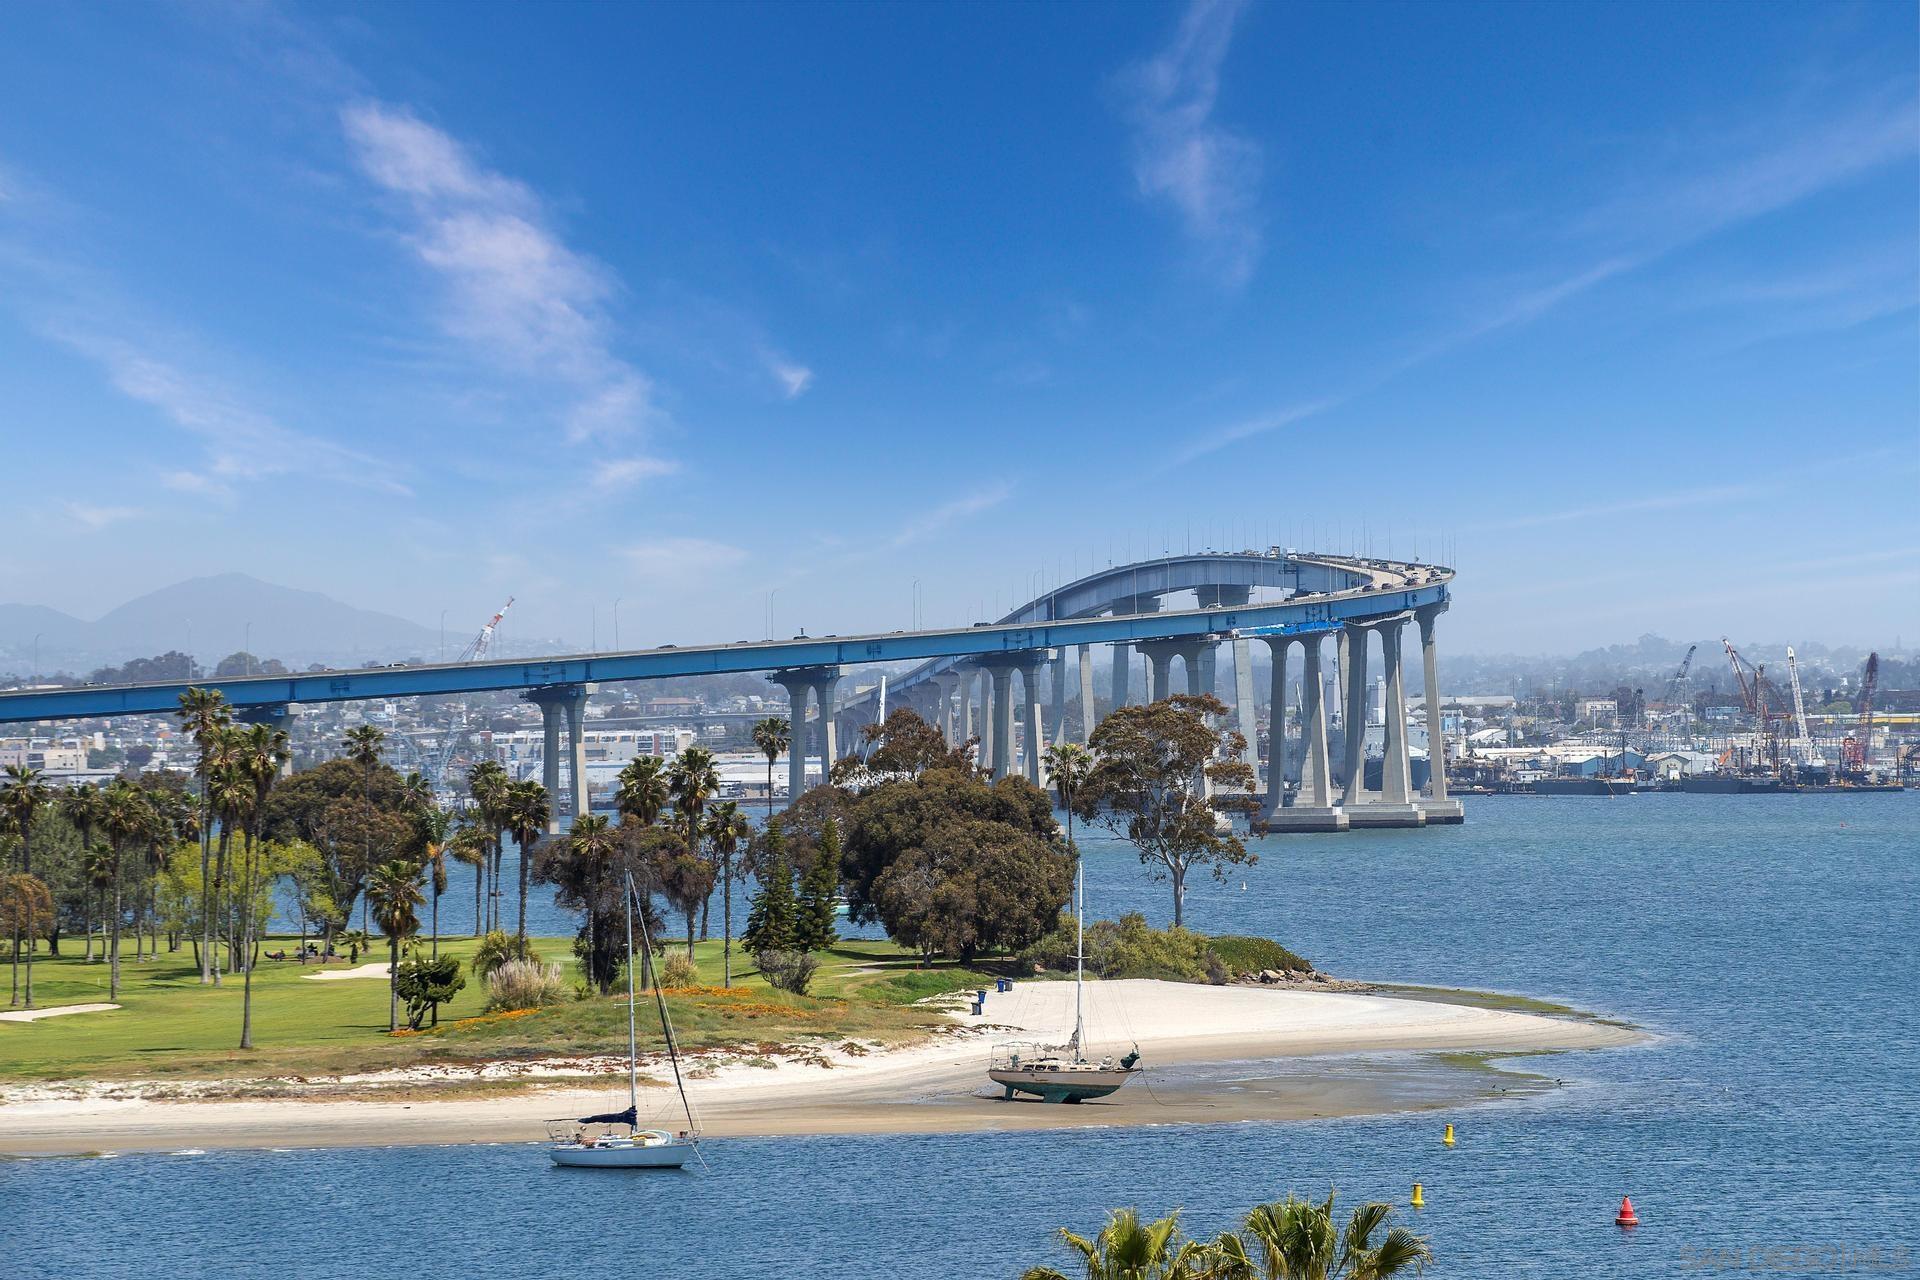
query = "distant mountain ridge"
xmin=0 ymin=573 xmax=446 ymax=673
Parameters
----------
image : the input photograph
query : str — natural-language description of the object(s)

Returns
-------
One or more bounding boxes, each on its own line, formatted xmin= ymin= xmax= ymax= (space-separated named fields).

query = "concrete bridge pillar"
xmin=985 ymin=663 xmax=1016 ymax=780
xmin=1340 ymin=623 xmax=1371 ymax=807
xmin=1260 ymin=637 xmax=1291 ymax=820
xmin=1077 ymin=644 xmax=1096 ymax=744
xmin=811 ymin=670 xmax=842 ymax=778
xmin=1231 ymin=636 xmax=1258 ymax=772
xmin=772 ymin=667 xmax=839 ymax=801
xmin=1417 ymin=605 xmax=1463 ymax=823
xmin=1013 ymin=650 xmax=1054 ymax=785
xmin=1349 ymin=619 xmax=1423 ymax=828
xmin=526 ymin=683 xmax=595 ymax=830
xmin=1300 ymin=635 xmax=1334 ymax=810
xmin=1111 ymin=643 xmax=1131 ymax=708
xmin=1190 ymin=643 xmax=1217 ymax=697
xmin=1048 ymin=653 xmax=1069 ymax=747
xmin=1134 ymin=641 xmax=1180 ymax=703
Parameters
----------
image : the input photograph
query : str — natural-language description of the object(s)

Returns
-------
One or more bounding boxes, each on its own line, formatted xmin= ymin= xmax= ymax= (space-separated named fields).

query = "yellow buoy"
xmin=1443 ymin=1123 xmax=1455 ymax=1146
xmin=1411 ymin=1182 xmax=1425 ymax=1208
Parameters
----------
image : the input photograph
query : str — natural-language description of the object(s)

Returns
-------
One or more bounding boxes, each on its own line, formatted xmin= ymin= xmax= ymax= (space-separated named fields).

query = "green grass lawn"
xmin=0 ymin=933 xmax=993 ymax=1085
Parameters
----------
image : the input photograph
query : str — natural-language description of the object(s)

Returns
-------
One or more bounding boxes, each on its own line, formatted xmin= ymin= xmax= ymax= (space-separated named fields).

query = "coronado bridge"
xmin=0 ymin=550 xmax=1461 ymax=833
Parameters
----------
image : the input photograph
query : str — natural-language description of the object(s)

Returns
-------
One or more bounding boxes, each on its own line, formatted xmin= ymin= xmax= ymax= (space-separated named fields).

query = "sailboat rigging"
xmin=987 ymin=838 xmax=1140 ymax=1103
xmin=547 ymin=873 xmax=700 ymax=1168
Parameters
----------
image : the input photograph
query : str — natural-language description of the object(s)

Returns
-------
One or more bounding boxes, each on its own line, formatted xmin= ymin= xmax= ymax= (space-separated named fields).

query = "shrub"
xmin=484 ymin=959 xmax=569 ymax=1012
xmin=1207 ymin=935 xmax=1312 ymax=976
xmin=755 ymin=949 xmax=819 ymax=995
xmin=1020 ymin=911 xmax=1216 ymax=982
xmin=472 ymin=929 xmax=540 ymax=981
xmin=659 ymin=951 xmax=699 ymax=987
xmin=395 ymin=954 xmax=466 ymax=1029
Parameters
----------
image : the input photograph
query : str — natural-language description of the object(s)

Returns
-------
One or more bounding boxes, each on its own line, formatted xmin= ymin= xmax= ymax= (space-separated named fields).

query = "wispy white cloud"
xmin=620 ymin=537 xmax=748 ymax=580
xmin=46 ymin=327 xmax=411 ymax=496
xmin=161 ymin=469 xmax=233 ymax=499
xmin=1171 ymin=83 xmax=1919 ymax=465
xmin=591 ymin=455 xmax=678 ymax=490
xmin=1118 ymin=0 xmax=1262 ymax=288
xmin=1478 ymin=483 xmax=1770 ymax=532
xmin=341 ymin=102 xmax=659 ymax=443
xmin=888 ymin=480 xmax=1016 ymax=549
xmin=761 ymin=350 xmax=814 ymax=399
xmin=64 ymin=502 xmax=139 ymax=530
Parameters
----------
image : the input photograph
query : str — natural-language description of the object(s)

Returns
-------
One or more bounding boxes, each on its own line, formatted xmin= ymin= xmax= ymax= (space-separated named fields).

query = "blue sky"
xmin=1 ymin=0 xmax=1915 ymax=655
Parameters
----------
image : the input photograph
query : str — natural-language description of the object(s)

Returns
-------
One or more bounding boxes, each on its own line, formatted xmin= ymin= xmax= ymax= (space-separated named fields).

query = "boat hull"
xmin=549 ymin=1140 xmax=692 ymax=1169
xmin=989 ymin=1066 xmax=1138 ymax=1103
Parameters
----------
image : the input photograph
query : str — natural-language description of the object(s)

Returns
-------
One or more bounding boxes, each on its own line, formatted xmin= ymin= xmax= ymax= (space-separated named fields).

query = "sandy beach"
xmin=0 ymin=980 xmax=1640 ymax=1156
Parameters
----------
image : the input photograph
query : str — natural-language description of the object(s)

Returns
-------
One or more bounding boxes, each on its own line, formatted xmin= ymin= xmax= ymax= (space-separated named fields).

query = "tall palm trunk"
xmin=198 ymin=779 xmax=214 ymax=984
xmin=516 ymin=827 xmax=530 ymax=941
xmin=473 ymin=859 xmax=483 ymax=938
xmin=387 ymin=934 xmax=400 ymax=1032
xmin=722 ymin=852 xmax=733 ymax=989
xmin=211 ymin=824 xmax=232 ymax=986
xmin=431 ymin=885 xmax=439 ymax=960
xmin=239 ymin=829 xmax=257 ymax=1049
xmin=109 ymin=857 xmax=123 ymax=999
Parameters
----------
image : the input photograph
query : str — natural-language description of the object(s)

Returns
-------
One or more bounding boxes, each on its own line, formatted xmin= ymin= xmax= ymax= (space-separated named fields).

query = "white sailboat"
xmin=987 ymin=842 xmax=1140 ymax=1103
xmin=548 ymin=874 xmax=700 ymax=1168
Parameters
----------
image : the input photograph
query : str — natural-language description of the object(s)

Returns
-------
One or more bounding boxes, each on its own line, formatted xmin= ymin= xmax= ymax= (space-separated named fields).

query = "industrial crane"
xmin=1841 ymin=653 xmax=1879 ymax=775
xmin=1721 ymin=638 xmax=1780 ymax=774
xmin=1784 ymin=647 xmax=1821 ymax=768
xmin=1657 ymin=643 xmax=1697 ymax=742
xmin=430 ymin=597 xmax=516 ymax=795
xmin=455 ymin=597 xmax=514 ymax=663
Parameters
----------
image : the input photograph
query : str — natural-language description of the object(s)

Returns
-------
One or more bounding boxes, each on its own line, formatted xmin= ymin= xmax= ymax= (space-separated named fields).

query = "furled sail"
xmin=578 ymin=1105 xmax=638 ymax=1127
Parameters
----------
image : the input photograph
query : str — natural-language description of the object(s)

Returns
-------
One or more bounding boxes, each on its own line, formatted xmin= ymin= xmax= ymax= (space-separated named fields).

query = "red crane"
xmin=1841 ymin=653 xmax=1879 ymax=774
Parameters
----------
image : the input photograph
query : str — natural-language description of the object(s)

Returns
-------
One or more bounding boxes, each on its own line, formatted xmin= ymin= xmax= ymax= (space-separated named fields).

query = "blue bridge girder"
xmin=838 ymin=549 xmax=1449 ymax=712
xmin=0 ymin=551 xmax=1449 ymax=725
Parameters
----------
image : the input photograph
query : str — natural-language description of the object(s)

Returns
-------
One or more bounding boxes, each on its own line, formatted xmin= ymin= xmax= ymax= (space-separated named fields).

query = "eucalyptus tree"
xmin=751 ymin=716 xmax=790 ymax=824
xmin=1 ymin=764 xmax=49 ymax=1007
xmin=365 ymin=858 xmax=425 ymax=1032
xmin=667 ymin=746 xmax=722 ymax=938
xmin=415 ymin=807 xmax=454 ymax=958
xmin=176 ymin=687 xmax=231 ymax=984
xmin=236 ymin=723 xmax=291 ymax=1049
xmin=702 ymin=800 xmax=752 ymax=986
xmin=615 ymin=754 xmax=670 ymax=828
xmin=501 ymin=779 xmax=551 ymax=942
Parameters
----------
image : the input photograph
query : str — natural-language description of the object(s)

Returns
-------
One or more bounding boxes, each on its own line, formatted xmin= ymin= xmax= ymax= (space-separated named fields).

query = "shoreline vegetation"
xmin=4 ymin=700 xmax=1643 ymax=1158
xmin=0 ymin=931 xmax=1641 ymax=1155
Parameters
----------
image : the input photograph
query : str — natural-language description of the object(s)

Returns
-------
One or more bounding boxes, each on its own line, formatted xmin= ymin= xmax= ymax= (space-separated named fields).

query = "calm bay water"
xmin=10 ymin=793 xmax=1918 ymax=1278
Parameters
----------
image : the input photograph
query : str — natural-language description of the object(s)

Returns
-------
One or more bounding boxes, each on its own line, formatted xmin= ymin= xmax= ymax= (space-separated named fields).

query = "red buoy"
xmin=1615 ymin=1196 xmax=1640 ymax=1227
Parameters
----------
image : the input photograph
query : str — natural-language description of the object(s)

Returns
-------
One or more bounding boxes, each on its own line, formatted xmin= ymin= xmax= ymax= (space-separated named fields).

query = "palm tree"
xmin=448 ymin=822 xmax=488 ymax=938
xmin=501 ymin=779 xmax=550 ymax=942
xmin=365 ymin=858 xmax=424 ymax=1032
xmin=343 ymin=724 xmax=386 ymax=932
xmin=83 ymin=843 xmax=114 ymax=964
xmin=1232 ymin=1192 xmax=1432 ymax=1280
xmin=667 ymin=746 xmax=722 ymax=938
xmin=1044 ymin=743 xmax=1095 ymax=855
xmin=565 ymin=812 xmax=617 ymax=989
xmin=468 ymin=760 xmax=509 ymax=932
xmin=751 ymin=717 xmax=790 ymax=823
xmin=206 ymin=748 xmax=250 ymax=980
xmin=98 ymin=781 xmax=154 ymax=999
xmin=1 ymin=764 xmax=50 ymax=1007
xmin=236 ymin=723 xmax=290 ymax=1049
xmin=399 ymin=770 xmax=432 ymax=814
xmin=1020 ymin=1208 xmax=1210 ymax=1280
xmin=60 ymin=786 xmax=106 ymax=959
xmin=176 ymin=687 xmax=231 ymax=984
xmin=615 ymin=754 xmax=670 ymax=828
xmin=703 ymin=801 xmax=751 ymax=987
xmin=415 ymin=807 xmax=453 ymax=958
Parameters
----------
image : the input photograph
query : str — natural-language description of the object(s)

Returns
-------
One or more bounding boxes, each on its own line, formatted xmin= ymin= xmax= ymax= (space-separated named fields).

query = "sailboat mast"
xmin=1074 ymin=838 xmax=1084 ymax=1058
xmin=624 ymin=876 xmax=639 ymax=1115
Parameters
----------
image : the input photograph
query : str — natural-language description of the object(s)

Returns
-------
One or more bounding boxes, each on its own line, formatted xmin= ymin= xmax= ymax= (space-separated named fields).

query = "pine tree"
xmin=741 ymin=821 xmax=796 ymax=954
xmin=795 ymin=818 xmax=841 ymax=952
